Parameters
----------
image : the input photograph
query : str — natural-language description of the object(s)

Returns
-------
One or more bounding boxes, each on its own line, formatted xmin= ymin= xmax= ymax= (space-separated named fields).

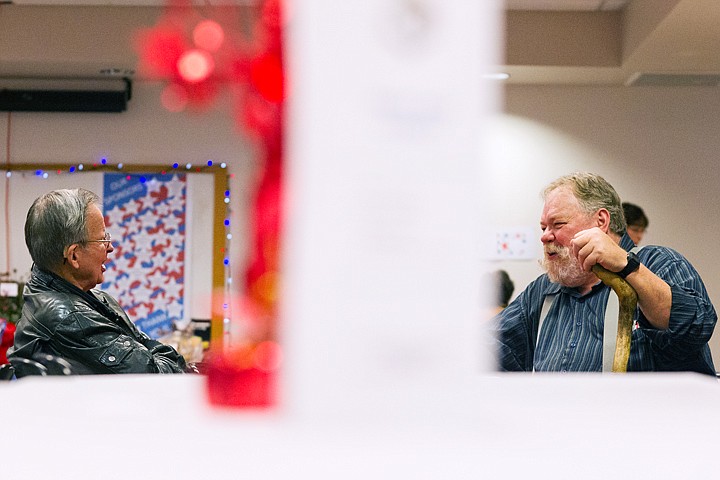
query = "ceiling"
xmin=0 ymin=0 xmax=719 ymax=86
xmin=503 ymin=0 xmax=720 ymax=85
xmin=7 ymin=1 xmax=254 ymax=4
xmin=507 ymin=0 xmax=631 ymax=10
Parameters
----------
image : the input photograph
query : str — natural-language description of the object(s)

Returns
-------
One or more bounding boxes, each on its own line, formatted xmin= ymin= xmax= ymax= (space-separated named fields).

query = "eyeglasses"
xmin=85 ymin=232 xmax=113 ymax=246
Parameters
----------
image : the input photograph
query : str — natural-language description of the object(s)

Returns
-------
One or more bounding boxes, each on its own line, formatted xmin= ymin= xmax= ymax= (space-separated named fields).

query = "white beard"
xmin=540 ymin=244 xmax=595 ymax=287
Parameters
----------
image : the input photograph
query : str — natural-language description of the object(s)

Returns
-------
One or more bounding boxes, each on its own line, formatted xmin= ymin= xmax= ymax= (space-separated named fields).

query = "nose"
xmin=540 ymin=226 xmax=554 ymax=244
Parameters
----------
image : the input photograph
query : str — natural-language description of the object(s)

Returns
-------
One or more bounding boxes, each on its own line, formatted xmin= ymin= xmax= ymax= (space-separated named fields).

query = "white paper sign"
xmin=484 ymin=226 xmax=539 ymax=260
xmin=0 ymin=282 xmax=19 ymax=297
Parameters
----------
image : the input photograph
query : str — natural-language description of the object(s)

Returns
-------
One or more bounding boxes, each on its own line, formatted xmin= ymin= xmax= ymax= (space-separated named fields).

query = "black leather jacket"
xmin=9 ymin=266 xmax=186 ymax=374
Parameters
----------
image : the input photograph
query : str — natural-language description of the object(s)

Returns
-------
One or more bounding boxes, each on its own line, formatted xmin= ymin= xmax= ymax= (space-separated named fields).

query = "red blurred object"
xmin=193 ymin=19 xmax=225 ymax=52
xmin=208 ymin=0 xmax=284 ymax=408
xmin=133 ymin=0 xmax=247 ymax=111
xmin=206 ymin=350 xmax=277 ymax=408
xmin=135 ymin=25 xmax=189 ymax=78
xmin=250 ymin=53 xmax=284 ymax=103
xmin=177 ymin=49 xmax=215 ymax=83
xmin=135 ymin=0 xmax=285 ymax=407
xmin=0 ymin=321 xmax=16 ymax=365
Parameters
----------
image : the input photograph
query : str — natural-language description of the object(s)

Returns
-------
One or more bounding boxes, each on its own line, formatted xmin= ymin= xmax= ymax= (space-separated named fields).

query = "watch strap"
xmin=616 ymin=251 xmax=641 ymax=279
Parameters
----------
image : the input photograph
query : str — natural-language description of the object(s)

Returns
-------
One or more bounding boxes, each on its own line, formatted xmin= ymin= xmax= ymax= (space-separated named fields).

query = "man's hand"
xmin=573 ymin=227 xmax=671 ymax=329
xmin=570 ymin=227 xmax=627 ymax=273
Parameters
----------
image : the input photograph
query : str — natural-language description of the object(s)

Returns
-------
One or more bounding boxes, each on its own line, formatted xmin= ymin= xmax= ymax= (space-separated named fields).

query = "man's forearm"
xmin=626 ymin=265 xmax=671 ymax=329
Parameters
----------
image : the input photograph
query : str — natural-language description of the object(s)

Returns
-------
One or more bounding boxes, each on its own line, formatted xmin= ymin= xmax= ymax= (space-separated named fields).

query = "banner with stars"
xmin=101 ymin=173 xmax=186 ymax=339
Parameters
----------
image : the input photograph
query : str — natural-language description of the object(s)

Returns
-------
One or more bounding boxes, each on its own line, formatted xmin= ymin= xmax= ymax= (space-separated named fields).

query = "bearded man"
xmin=494 ymin=172 xmax=716 ymax=374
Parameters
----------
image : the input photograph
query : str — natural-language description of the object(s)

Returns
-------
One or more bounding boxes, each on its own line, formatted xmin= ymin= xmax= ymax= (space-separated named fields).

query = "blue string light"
xmin=9 ymin=161 xmax=227 ymax=184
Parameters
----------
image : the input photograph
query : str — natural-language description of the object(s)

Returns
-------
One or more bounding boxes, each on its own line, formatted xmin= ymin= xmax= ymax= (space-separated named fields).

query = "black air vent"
xmin=0 ymin=78 xmax=132 ymax=112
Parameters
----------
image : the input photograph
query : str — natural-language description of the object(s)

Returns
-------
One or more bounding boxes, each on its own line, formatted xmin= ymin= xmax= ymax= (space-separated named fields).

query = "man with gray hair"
xmin=494 ymin=172 xmax=716 ymax=374
xmin=9 ymin=188 xmax=188 ymax=374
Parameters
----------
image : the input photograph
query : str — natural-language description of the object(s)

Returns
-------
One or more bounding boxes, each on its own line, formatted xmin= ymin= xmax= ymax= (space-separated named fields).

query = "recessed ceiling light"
xmin=481 ymin=73 xmax=510 ymax=80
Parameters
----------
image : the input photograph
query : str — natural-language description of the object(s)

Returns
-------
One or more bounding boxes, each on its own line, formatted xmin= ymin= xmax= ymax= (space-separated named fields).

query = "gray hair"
xmin=542 ymin=172 xmax=627 ymax=237
xmin=25 ymin=188 xmax=102 ymax=271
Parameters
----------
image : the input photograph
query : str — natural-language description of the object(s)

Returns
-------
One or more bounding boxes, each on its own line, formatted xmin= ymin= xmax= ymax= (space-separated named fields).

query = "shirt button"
xmin=570 ymin=342 xmax=576 ymax=348
xmin=576 ymin=322 xmax=581 ymax=326
xmin=108 ymin=355 xmax=116 ymax=362
xmin=124 ymin=341 xmax=131 ymax=347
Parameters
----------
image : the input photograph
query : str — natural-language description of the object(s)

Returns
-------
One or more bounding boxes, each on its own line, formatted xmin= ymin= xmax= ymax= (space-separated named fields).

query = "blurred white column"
xmin=284 ymin=0 xmax=503 ymax=425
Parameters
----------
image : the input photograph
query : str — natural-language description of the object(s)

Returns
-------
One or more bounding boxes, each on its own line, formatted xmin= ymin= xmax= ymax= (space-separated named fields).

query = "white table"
xmin=3 ymin=373 xmax=719 ymax=479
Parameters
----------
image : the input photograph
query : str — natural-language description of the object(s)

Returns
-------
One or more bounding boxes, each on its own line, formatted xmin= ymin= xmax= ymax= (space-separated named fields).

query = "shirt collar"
xmin=619 ymin=232 xmax=635 ymax=251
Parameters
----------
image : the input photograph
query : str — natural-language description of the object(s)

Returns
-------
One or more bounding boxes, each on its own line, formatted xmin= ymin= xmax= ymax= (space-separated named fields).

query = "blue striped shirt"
xmin=494 ymin=234 xmax=717 ymax=375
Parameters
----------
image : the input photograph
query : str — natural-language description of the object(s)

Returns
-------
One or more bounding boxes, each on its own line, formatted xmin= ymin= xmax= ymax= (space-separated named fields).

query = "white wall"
xmin=490 ymin=85 xmax=720 ymax=366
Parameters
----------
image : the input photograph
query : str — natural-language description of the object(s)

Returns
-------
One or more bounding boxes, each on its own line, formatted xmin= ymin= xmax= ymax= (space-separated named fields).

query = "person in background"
xmin=8 ymin=188 xmax=189 ymax=374
xmin=494 ymin=172 xmax=716 ymax=374
xmin=622 ymin=202 xmax=649 ymax=245
xmin=491 ymin=269 xmax=515 ymax=315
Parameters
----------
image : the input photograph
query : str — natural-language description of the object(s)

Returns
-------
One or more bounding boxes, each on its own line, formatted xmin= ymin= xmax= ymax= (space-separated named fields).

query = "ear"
xmin=64 ymin=243 xmax=81 ymax=268
xmin=596 ymin=208 xmax=611 ymax=233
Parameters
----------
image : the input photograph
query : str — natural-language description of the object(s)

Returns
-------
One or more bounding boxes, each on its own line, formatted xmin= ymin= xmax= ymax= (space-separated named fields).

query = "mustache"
xmin=544 ymin=244 xmax=567 ymax=255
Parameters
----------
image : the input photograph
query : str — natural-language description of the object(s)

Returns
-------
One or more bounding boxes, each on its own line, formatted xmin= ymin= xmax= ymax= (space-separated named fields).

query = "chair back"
xmin=0 ymin=363 xmax=15 ymax=381
xmin=32 ymin=353 xmax=75 ymax=375
xmin=9 ymin=357 xmax=48 ymax=378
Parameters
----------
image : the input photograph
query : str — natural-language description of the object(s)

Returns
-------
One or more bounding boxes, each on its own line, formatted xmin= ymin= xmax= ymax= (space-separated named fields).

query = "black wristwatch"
xmin=616 ymin=251 xmax=641 ymax=279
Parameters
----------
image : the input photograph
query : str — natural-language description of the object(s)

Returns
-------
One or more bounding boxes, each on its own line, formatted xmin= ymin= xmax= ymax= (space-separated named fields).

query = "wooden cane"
xmin=591 ymin=264 xmax=638 ymax=372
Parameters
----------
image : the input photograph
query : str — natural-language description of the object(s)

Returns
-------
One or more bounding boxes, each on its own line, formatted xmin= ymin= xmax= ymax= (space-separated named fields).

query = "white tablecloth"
xmin=3 ymin=373 xmax=719 ymax=479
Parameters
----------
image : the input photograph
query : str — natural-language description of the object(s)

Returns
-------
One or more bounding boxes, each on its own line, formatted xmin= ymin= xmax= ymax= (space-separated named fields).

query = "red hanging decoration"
xmin=222 ymin=0 xmax=284 ymax=408
xmin=135 ymin=0 xmax=285 ymax=407
xmin=134 ymin=0 xmax=253 ymax=111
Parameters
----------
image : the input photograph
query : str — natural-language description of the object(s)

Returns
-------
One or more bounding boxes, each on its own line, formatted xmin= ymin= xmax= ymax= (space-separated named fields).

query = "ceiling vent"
xmin=0 ymin=77 xmax=132 ymax=113
xmin=626 ymin=73 xmax=720 ymax=87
